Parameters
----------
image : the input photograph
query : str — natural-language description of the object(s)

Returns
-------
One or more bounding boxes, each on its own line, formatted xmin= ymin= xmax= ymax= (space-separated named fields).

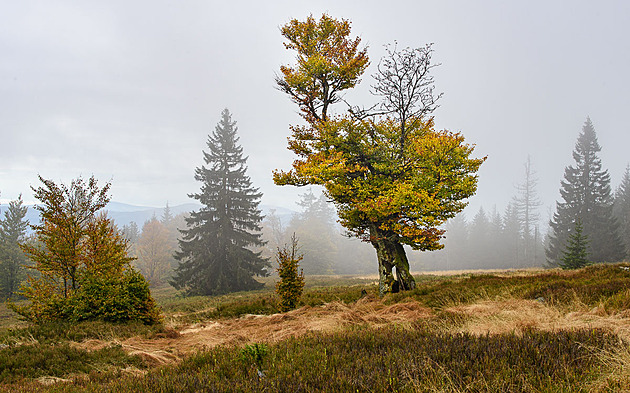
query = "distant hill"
xmin=0 ymin=202 xmax=297 ymax=229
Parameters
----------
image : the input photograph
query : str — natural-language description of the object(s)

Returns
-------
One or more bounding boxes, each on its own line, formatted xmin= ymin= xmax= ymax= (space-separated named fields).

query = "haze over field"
xmin=2 ymin=0 xmax=629 ymax=227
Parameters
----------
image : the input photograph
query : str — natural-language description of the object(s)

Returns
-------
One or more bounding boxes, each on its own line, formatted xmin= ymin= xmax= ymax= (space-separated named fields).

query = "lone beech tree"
xmin=171 ymin=109 xmax=269 ymax=296
xmin=274 ymin=14 xmax=484 ymax=295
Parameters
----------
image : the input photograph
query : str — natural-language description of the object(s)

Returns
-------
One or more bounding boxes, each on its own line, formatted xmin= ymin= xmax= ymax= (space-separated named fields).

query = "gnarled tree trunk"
xmin=370 ymin=226 xmax=416 ymax=296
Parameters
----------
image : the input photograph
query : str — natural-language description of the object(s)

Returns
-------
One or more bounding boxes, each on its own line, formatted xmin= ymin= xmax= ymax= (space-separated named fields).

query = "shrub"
xmin=68 ymin=269 xmax=162 ymax=324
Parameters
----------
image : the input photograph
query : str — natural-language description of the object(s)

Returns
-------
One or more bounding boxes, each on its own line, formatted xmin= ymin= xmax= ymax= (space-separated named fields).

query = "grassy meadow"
xmin=1 ymin=264 xmax=630 ymax=392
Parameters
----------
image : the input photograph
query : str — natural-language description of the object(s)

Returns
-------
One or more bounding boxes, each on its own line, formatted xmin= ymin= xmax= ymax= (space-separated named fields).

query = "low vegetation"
xmin=1 ymin=263 xmax=630 ymax=392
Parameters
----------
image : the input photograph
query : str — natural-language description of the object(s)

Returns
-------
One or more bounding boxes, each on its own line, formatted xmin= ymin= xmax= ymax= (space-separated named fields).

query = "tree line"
xmin=417 ymin=117 xmax=630 ymax=270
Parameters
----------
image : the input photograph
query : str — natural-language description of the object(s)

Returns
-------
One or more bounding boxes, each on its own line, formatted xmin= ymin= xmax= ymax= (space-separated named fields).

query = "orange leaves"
xmin=276 ymin=14 xmax=369 ymax=123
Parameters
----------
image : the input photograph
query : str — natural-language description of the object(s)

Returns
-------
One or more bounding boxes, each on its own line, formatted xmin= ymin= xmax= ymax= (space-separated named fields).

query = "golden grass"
xmin=445 ymin=299 xmax=630 ymax=341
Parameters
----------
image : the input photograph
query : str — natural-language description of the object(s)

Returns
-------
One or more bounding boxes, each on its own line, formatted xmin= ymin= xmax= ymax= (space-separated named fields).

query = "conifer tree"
xmin=547 ymin=117 xmax=624 ymax=264
xmin=614 ymin=165 xmax=630 ymax=260
xmin=502 ymin=202 xmax=521 ymax=266
xmin=161 ymin=202 xmax=173 ymax=225
xmin=171 ymin=109 xmax=269 ymax=296
xmin=122 ymin=221 xmax=140 ymax=243
xmin=559 ymin=220 xmax=590 ymax=270
xmin=443 ymin=213 xmax=468 ymax=270
xmin=0 ymin=196 xmax=29 ymax=299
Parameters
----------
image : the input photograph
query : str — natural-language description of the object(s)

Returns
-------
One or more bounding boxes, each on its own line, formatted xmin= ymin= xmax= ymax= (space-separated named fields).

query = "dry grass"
xmin=446 ymin=299 xmax=630 ymax=340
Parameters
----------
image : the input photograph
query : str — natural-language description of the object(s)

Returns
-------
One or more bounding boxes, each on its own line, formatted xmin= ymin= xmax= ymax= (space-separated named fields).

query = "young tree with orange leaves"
xmin=274 ymin=14 xmax=485 ymax=295
xmin=13 ymin=176 xmax=160 ymax=324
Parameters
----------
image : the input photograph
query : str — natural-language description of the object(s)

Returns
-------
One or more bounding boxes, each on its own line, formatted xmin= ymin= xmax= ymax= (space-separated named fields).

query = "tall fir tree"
xmin=614 ymin=165 xmax=630 ymax=260
xmin=502 ymin=202 xmax=521 ymax=266
xmin=171 ymin=109 xmax=269 ymax=296
xmin=546 ymin=117 xmax=624 ymax=264
xmin=0 ymin=195 xmax=29 ymax=299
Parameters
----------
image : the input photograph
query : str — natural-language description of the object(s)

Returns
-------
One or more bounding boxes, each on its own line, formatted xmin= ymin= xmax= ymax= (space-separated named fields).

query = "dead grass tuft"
xmin=36 ymin=376 xmax=71 ymax=386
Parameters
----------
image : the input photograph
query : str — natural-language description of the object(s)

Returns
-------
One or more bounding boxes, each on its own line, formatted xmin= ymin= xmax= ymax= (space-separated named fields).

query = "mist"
xmin=2 ymin=1 xmax=629 ymax=271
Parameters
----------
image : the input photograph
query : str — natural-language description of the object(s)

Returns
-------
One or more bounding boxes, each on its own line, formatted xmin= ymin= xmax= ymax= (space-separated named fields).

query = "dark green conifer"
xmin=559 ymin=220 xmax=590 ymax=270
xmin=171 ymin=109 xmax=269 ymax=295
xmin=547 ymin=117 xmax=624 ymax=264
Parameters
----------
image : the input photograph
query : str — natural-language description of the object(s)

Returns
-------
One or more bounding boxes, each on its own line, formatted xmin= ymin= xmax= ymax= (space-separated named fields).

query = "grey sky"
xmin=2 ymin=1 xmax=629 ymax=227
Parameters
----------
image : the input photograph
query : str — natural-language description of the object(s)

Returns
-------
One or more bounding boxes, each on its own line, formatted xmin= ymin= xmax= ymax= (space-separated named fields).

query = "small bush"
xmin=10 ymin=269 xmax=162 ymax=325
xmin=68 ymin=269 xmax=162 ymax=325
xmin=240 ymin=343 xmax=269 ymax=372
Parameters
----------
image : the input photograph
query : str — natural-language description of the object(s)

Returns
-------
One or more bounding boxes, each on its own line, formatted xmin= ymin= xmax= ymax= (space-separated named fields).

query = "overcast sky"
xmin=2 ymin=0 xmax=629 ymax=228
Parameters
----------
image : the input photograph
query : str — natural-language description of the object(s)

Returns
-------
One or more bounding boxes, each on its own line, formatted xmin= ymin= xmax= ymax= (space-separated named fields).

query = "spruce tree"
xmin=0 ymin=196 xmax=29 ymax=299
xmin=559 ymin=220 xmax=590 ymax=270
xmin=171 ymin=109 xmax=269 ymax=296
xmin=443 ymin=213 xmax=468 ymax=270
xmin=546 ymin=117 xmax=624 ymax=264
xmin=614 ymin=165 xmax=630 ymax=260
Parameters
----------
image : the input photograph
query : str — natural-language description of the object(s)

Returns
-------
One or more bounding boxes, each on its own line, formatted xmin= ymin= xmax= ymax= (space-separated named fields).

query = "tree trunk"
xmin=372 ymin=237 xmax=395 ymax=295
xmin=393 ymin=242 xmax=416 ymax=291
xmin=370 ymin=226 xmax=416 ymax=295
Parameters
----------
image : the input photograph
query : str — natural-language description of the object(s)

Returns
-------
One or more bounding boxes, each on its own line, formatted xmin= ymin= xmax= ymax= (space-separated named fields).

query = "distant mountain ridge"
xmin=0 ymin=201 xmax=296 ymax=229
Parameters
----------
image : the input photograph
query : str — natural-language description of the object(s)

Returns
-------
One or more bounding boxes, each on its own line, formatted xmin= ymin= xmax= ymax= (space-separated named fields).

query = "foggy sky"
xmin=2 ymin=0 xmax=630 ymax=229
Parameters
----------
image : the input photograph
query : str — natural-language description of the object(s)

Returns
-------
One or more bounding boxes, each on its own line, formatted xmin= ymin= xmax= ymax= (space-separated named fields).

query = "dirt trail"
xmin=73 ymin=297 xmax=630 ymax=366
xmin=74 ymin=297 xmax=432 ymax=365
